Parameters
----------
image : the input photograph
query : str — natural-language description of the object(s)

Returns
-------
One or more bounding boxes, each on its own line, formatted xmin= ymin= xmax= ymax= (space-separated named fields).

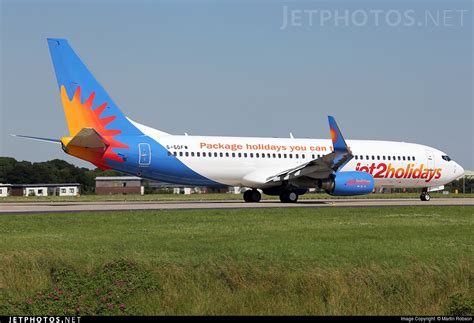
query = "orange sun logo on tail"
xmin=60 ymin=85 xmax=129 ymax=169
xmin=330 ymin=128 xmax=338 ymax=143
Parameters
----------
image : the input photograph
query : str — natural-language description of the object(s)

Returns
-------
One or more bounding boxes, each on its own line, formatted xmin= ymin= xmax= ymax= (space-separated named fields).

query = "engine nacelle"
xmin=321 ymin=171 xmax=374 ymax=196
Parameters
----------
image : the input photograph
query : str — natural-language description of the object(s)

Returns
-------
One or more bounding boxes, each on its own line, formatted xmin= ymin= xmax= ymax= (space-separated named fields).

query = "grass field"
xmin=0 ymin=206 xmax=473 ymax=315
xmin=1 ymin=192 xmax=473 ymax=203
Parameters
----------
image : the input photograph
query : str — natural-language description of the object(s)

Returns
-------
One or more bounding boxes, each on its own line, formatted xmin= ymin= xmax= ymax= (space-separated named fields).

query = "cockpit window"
xmin=442 ymin=155 xmax=451 ymax=161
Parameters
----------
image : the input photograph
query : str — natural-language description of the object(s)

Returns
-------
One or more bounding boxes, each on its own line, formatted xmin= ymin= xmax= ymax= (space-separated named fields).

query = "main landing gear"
xmin=420 ymin=189 xmax=431 ymax=201
xmin=243 ymin=189 xmax=261 ymax=203
xmin=243 ymin=188 xmax=301 ymax=203
xmin=279 ymin=190 xmax=298 ymax=203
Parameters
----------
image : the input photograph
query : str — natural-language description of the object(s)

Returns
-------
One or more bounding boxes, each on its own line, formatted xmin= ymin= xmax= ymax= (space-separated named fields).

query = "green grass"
xmin=1 ymin=192 xmax=473 ymax=203
xmin=0 ymin=206 xmax=473 ymax=315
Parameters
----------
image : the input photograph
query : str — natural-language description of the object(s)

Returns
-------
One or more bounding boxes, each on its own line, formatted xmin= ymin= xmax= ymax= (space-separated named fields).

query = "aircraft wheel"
xmin=420 ymin=193 xmax=431 ymax=201
xmin=250 ymin=189 xmax=261 ymax=202
xmin=244 ymin=189 xmax=261 ymax=202
xmin=280 ymin=191 xmax=298 ymax=203
xmin=279 ymin=193 xmax=288 ymax=203
xmin=243 ymin=190 xmax=252 ymax=202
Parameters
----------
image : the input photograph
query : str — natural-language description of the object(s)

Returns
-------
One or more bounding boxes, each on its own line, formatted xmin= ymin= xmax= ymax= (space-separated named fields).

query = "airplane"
xmin=13 ymin=38 xmax=465 ymax=203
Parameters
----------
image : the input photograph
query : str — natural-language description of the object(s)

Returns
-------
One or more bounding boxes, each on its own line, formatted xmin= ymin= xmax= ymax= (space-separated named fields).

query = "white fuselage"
xmin=133 ymin=121 xmax=464 ymax=189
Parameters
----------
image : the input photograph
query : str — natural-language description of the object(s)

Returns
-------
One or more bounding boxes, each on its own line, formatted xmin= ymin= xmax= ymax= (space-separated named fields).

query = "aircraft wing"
xmin=266 ymin=116 xmax=353 ymax=183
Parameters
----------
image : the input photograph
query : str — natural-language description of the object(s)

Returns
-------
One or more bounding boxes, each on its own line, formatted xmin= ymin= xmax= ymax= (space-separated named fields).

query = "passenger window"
xmin=377 ymin=156 xmax=380 ymax=160
xmin=295 ymin=154 xmax=299 ymax=159
xmin=387 ymin=156 xmax=390 ymax=160
xmin=179 ymin=152 xmax=183 ymax=157
xmin=289 ymin=154 xmax=293 ymax=159
xmin=185 ymin=152 xmax=189 ymax=157
xmin=302 ymin=154 xmax=305 ymax=159
xmin=402 ymin=156 xmax=405 ymax=161
xmin=413 ymin=156 xmax=416 ymax=161
xmin=407 ymin=156 xmax=410 ymax=161
xmin=238 ymin=153 xmax=242 ymax=158
xmin=232 ymin=153 xmax=235 ymax=157
xmin=398 ymin=156 xmax=401 ymax=161
xmin=359 ymin=155 xmax=363 ymax=160
xmin=197 ymin=152 xmax=200 ymax=157
xmin=278 ymin=153 xmax=281 ymax=158
xmin=226 ymin=152 xmax=229 ymax=157
xmin=284 ymin=154 xmax=287 ymax=158
xmin=250 ymin=153 xmax=253 ymax=158
xmin=371 ymin=156 xmax=375 ymax=160
xmin=355 ymin=155 xmax=358 ymax=160
xmin=214 ymin=152 xmax=218 ymax=157
xmin=256 ymin=153 xmax=259 ymax=158
xmin=220 ymin=152 xmax=223 ymax=157
xmin=366 ymin=155 xmax=369 ymax=160
xmin=382 ymin=156 xmax=386 ymax=160
xmin=272 ymin=153 xmax=276 ymax=158
xmin=173 ymin=152 xmax=177 ymax=156
xmin=244 ymin=153 xmax=247 ymax=158
xmin=203 ymin=152 xmax=206 ymax=157
xmin=268 ymin=153 xmax=271 ymax=158
xmin=191 ymin=152 xmax=194 ymax=157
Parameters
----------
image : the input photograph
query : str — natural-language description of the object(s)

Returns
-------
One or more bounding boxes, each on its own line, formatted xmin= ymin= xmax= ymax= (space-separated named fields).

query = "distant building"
xmin=149 ymin=181 xmax=241 ymax=195
xmin=95 ymin=176 xmax=144 ymax=195
xmin=173 ymin=187 xmax=192 ymax=195
xmin=9 ymin=183 xmax=80 ymax=197
xmin=0 ymin=184 xmax=12 ymax=197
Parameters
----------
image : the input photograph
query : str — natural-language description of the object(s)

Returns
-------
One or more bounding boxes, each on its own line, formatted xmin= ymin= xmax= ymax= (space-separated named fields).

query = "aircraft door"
xmin=139 ymin=143 xmax=151 ymax=166
xmin=425 ymin=149 xmax=435 ymax=170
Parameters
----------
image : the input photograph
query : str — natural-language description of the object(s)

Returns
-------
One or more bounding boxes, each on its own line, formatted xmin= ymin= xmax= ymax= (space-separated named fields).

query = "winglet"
xmin=328 ymin=116 xmax=349 ymax=152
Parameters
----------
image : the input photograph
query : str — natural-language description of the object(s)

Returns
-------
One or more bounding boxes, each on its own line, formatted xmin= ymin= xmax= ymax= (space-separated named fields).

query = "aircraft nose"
xmin=453 ymin=162 xmax=464 ymax=179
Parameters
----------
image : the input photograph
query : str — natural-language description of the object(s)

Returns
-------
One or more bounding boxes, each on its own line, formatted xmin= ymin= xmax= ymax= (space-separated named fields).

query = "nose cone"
xmin=453 ymin=162 xmax=465 ymax=179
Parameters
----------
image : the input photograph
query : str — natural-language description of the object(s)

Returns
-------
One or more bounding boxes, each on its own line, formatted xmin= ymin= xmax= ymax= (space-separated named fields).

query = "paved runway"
xmin=0 ymin=198 xmax=473 ymax=214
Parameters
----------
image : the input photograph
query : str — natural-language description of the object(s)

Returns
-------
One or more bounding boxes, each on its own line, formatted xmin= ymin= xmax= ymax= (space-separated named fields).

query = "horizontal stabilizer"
xmin=11 ymin=134 xmax=60 ymax=144
xmin=63 ymin=128 xmax=108 ymax=151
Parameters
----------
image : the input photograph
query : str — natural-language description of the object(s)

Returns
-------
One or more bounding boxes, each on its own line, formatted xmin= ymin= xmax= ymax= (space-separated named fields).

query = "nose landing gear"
xmin=420 ymin=189 xmax=431 ymax=201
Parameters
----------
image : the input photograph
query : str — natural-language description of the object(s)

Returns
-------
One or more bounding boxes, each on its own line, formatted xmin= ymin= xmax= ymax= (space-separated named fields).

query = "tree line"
xmin=0 ymin=157 xmax=121 ymax=194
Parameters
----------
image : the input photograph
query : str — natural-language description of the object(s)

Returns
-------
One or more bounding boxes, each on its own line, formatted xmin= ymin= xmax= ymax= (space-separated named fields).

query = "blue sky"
xmin=1 ymin=0 xmax=472 ymax=169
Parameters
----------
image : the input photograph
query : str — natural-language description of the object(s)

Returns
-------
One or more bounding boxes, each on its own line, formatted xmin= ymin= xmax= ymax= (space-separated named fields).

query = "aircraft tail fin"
xmin=47 ymin=38 xmax=142 ymax=138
